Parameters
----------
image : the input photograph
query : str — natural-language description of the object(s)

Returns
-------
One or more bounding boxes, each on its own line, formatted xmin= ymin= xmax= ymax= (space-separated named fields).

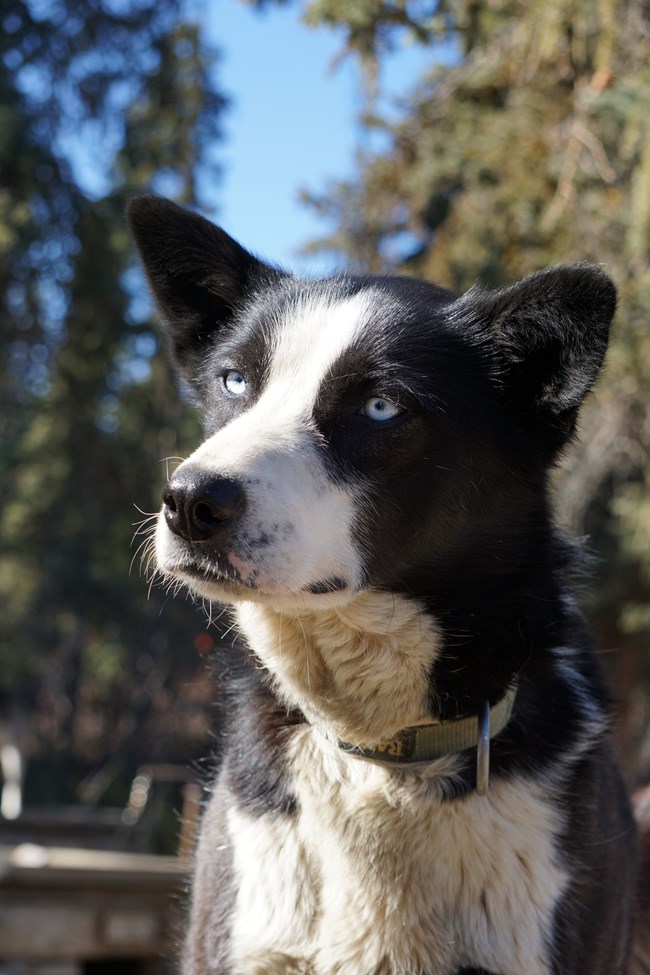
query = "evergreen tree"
xmin=0 ymin=0 xmax=226 ymax=810
xmin=277 ymin=0 xmax=650 ymax=779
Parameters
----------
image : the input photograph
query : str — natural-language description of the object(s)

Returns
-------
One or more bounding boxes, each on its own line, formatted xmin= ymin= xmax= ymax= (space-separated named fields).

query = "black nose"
xmin=162 ymin=466 xmax=246 ymax=542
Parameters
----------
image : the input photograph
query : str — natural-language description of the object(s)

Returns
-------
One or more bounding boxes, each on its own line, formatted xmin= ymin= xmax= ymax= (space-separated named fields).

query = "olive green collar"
xmin=337 ymin=683 xmax=518 ymax=795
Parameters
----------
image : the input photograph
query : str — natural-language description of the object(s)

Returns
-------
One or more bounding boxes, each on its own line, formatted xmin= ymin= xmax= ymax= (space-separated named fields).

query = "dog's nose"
xmin=162 ymin=467 xmax=246 ymax=542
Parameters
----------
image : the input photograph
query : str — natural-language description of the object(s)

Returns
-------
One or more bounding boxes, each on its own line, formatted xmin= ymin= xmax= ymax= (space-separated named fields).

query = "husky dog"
xmin=128 ymin=195 xmax=637 ymax=975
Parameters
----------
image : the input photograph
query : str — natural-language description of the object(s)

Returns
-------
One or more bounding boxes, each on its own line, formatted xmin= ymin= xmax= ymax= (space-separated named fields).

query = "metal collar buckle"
xmin=476 ymin=699 xmax=490 ymax=796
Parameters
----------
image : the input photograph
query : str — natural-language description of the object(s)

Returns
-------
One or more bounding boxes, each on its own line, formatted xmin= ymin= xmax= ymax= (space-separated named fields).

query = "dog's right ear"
xmin=127 ymin=196 xmax=284 ymax=376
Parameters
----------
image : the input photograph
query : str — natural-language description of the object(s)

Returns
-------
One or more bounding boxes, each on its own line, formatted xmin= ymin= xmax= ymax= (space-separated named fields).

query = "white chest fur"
xmin=235 ymin=592 xmax=442 ymax=746
xmin=227 ymin=727 xmax=568 ymax=975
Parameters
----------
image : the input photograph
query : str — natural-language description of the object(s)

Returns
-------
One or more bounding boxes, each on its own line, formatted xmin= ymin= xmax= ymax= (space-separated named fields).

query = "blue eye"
xmin=361 ymin=397 xmax=402 ymax=422
xmin=223 ymin=370 xmax=247 ymax=397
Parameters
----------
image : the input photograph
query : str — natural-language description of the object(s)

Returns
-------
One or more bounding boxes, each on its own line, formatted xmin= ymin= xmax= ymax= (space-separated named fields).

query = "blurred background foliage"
xmin=0 ymin=0 xmax=224 ymax=811
xmin=0 ymin=0 xmax=649 ymax=826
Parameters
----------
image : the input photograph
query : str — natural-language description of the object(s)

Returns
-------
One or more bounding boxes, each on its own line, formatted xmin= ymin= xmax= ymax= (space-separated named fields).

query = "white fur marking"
xmin=236 ymin=590 xmax=442 ymax=744
xmin=193 ymin=291 xmax=372 ymax=467
xmin=227 ymin=731 xmax=568 ymax=975
xmin=228 ymin=805 xmax=318 ymax=963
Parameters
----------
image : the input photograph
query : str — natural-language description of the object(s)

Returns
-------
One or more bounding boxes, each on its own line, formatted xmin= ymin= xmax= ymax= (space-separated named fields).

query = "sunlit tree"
xmin=271 ymin=0 xmax=650 ymax=780
xmin=0 ymin=0 xmax=225 ymax=811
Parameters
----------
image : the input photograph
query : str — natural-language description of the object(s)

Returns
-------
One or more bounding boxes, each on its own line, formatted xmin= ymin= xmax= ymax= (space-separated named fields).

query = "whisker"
xmin=141 ymin=539 xmax=158 ymax=580
xmin=129 ymin=534 xmax=155 ymax=576
xmin=221 ymin=617 xmax=239 ymax=642
xmin=147 ymin=571 xmax=159 ymax=600
xmin=160 ymin=455 xmax=186 ymax=481
xmin=131 ymin=518 xmax=157 ymax=544
xmin=136 ymin=512 xmax=157 ymax=524
xmin=295 ymin=612 xmax=311 ymax=691
xmin=133 ymin=502 xmax=158 ymax=525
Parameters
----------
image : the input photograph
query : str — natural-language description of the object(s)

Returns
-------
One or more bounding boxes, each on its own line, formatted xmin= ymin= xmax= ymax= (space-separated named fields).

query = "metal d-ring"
xmin=476 ymin=699 xmax=490 ymax=796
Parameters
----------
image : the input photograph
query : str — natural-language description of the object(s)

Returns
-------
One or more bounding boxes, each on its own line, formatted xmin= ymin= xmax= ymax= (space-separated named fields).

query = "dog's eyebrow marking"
xmin=265 ymin=290 xmax=372 ymax=416
xmin=193 ymin=291 xmax=373 ymax=465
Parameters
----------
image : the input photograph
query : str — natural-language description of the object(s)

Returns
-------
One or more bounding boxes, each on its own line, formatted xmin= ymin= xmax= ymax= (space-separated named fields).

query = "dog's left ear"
xmin=127 ymin=195 xmax=285 ymax=378
xmin=456 ymin=264 xmax=616 ymax=449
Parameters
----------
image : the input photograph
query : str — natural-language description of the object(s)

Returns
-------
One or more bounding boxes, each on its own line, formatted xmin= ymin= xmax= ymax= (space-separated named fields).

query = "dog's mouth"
xmin=303 ymin=577 xmax=347 ymax=595
xmin=181 ymin=560 xmax=253 ymax=589
xmin=166 ymin=559 xmax=349 ymax=602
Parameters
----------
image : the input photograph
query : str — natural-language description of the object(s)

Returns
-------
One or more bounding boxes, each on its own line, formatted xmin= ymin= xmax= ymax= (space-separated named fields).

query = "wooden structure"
xmin=0 ymin=843 xmax=188 ymax=973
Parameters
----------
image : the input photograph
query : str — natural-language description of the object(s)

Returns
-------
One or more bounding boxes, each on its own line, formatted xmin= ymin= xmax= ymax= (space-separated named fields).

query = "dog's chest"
xmin=227 ymin=729 xmax=568 ymax=975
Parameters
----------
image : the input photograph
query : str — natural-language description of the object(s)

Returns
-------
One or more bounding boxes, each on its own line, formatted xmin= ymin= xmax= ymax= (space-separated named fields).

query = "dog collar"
xmin=337 ymin=683 xmax=518 ymax=796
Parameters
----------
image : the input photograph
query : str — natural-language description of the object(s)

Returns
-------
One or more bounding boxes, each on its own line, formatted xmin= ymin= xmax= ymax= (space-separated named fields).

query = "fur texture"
xmin=127 ymin=195 xmax=638 ymax=975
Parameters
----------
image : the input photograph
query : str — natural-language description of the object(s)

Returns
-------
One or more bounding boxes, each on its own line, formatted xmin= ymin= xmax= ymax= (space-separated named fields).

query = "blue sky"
xmin=205 ymin=2 xmax=434 ymax=274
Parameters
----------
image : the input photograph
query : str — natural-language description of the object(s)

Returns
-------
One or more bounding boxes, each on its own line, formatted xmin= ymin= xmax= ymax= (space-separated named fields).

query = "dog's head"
xmin=128 ymin=196 xmax=615 ymax=613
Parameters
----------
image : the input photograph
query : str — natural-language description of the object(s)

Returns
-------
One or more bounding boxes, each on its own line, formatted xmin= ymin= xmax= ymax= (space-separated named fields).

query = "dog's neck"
xmin=235 ymin=590 xmax=441 ymax=747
